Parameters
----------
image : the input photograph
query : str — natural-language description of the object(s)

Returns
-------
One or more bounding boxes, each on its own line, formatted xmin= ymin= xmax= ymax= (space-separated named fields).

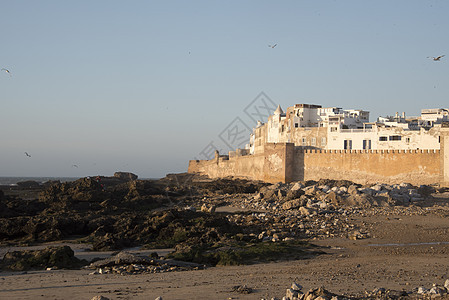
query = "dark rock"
xmin=16 ymin=180 xmax=40 ymax=188
xmin=282 ymin=198 xmax=304 ymax=210
xmin=114 ymin=172 xmax=138 ymax=181
xmin=303 ymin=286 xmax=337 ymax=299
xmin=418 ymin=185 xmax=436 ymax=197
xmin=42 ymin=180 xmax=61 ymax=188
xmin=262 ymin=189 xmax=278 ymax=200
xmin=232 ymin=285 xmax=253 ymax=294
xmin=347 ymin=184 xmax=359 ymax=195
xmin=91 ymin=296 xmax=110 ymax=300
xmin=89 ymin=251 xmax=147 ymax=268
xmin=91 ymin=233 xmax=132 ymax=251
xmin=326 ymin=191 xmax=341 ymax=206
xmin=0 ymin=246 xmax=87 ymax=271
xmin=277 ymin=189 xmax=287 ymax=198
xmin=285 ymin=188 xmax=304 ymax=200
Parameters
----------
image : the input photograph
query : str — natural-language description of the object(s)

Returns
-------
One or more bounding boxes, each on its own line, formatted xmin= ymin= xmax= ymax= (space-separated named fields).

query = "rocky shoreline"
xmin=1 ymin=172 xmax=449 ymax=299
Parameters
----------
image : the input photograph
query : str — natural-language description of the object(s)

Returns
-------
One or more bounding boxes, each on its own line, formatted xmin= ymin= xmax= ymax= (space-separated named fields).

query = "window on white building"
xmin=344 ymin=139 xmax=352 ymax=150
xmin=406 ymin=137 xmax=410 ymax=143
xmin=302 ymin=138 xmax=307 ymax=146
xmin=389 ymin=135 xmax=401 ymax=141
xmin=295 ymin=123 xmax=298 ymax=128
xmin=379 ymin=136 xmax=387 ymax=141
xmin=363 ymin=139 xmax=371 ymax=150
xmin=330 ymin=127 xmax=337 ymax=132
xmin=311 ymin=137 xmax=316 ymax=146
xmin=321 ymin=137 xmax=326 ymax=146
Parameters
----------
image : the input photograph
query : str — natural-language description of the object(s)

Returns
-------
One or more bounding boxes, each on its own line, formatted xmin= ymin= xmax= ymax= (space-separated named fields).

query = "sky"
xmin=1 ymin=0 xmax=448 ymax=178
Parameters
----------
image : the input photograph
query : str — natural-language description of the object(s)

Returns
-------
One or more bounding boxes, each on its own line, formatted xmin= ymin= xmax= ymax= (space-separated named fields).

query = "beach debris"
xmin=232 ymin=285 xmax=253 ymax=294
xmin=87 ymin=251 xmax=205 ymax=275
xmin=291 ymin=281 xmax=303 ymax=291
xmin=90 ymin=296 xmax=110 ymax=300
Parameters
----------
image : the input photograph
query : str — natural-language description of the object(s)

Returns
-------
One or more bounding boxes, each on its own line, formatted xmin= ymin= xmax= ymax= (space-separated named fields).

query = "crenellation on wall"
xmin=293 ymin=146 xmax=440 ymax=185
xmin=188 ymin=142 xmax=442 ymax=185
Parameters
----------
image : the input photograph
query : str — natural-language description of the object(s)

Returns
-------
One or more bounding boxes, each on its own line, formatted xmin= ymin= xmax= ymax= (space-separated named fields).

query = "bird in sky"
xmin=24 ymin=152 xmax=31 ymax=157
xmin=1 ymin=68 xmax=11 ymax=76
xmin=268 ymin=44 xmax=277 ymax=48
xmin=72 ymin=164 xmax=78 ymax=168
xmin=427 ymin=55 xmax=445 ymax=61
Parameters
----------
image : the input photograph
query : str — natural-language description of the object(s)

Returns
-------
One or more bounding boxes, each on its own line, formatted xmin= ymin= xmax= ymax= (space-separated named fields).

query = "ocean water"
xmin=0 ymin=176 xmax=159 ymax=186
xmin=0 ymin=177 xmax=78 ymax=186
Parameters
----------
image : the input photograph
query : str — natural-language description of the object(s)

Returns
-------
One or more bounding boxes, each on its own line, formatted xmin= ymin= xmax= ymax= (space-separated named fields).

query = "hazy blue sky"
xmin=1 ymin=0 xmax=448 ymax=178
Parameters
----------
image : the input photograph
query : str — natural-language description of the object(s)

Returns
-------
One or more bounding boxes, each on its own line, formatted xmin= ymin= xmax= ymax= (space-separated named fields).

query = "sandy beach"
xmin=3 ymin=205 xmax=449 ymax=299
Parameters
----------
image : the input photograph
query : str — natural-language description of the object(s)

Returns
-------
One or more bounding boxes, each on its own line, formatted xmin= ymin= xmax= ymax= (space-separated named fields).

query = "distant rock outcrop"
xmin=114 ymin=172 xmax=138 ymax=181
xmin=16 ymin=180 xmax=40 ymax=188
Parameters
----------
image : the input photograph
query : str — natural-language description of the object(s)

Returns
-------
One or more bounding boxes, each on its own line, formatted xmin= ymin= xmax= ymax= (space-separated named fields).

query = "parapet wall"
xmin=293 ymin=149 xmax=440 ymax=185
xmin=188 ymin=142 xmax=447 ymax=185
xmin=188 ymin=153 xmax=265 ymax=181
xmin=188 ymin=143 xmax=292 ymax=183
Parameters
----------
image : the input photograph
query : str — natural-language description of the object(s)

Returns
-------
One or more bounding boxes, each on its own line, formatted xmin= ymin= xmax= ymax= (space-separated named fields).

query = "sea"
xmin=0 ymin=176 xmax=158 ymax=186
xmin=0 ymin=177 xmax=78 ymax=186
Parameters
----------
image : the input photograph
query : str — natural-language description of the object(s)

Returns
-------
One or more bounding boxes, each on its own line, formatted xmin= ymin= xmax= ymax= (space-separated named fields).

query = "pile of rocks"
xmin=275 ymin=279 xmax=449 ymax=299
xmin=246 ymin=181 xmax=438 ymax=212
xmin=86 ymin=251 xmax=205 ymax=275
xmin=414 ymin=279 xmax=449 ymax=297
xmin=223 ymin=196 xmax=369 ymax=242
xmin=280 ymin=282 xmax=339 ymax=300
xmin=205 ymin=180 xmax=443 ymax=244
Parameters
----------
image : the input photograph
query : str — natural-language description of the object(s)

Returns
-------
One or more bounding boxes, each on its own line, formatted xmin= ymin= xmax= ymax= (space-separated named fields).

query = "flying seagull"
xmin=427 ymin=55 xmax=445 ymax=61
xmin=1 ymin=68 xmax=11 ymax=76
xmin=72 ymin=164 xmax=78 ymax=168
xmin=268 ymin=44 xmax=277 ymax=48
xmin=24 ymin=152 xmax=31 ymax=157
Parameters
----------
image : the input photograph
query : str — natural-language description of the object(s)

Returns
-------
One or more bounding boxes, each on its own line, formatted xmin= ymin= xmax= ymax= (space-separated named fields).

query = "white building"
xmin=326 ymin=124 xmax=440 ymax=150
xmin=247 ymin=103 xmax=446 ymax=154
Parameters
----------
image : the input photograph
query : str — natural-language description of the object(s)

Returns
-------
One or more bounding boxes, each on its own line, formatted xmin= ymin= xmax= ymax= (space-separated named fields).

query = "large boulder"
xmin=16 ymin=180 xmax=40 ymax=188
xmin=114 ymin=172 xmax=138 ymax=181
xmin=0 ymin=246 xmax=87 ymax=271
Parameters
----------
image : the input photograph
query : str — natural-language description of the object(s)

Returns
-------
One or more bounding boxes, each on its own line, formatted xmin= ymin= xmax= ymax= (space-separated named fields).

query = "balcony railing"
xmin=338 ymin=128 xmax=375 ymax=133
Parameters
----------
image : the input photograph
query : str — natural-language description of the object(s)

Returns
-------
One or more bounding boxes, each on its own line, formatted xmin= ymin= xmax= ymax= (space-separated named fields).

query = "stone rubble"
xmin=197 ymin=180 xmax=446 ymax=245
xmin=270 ymin=279 xmax=449 ymax=299
xmin=86 ymin=251 xmax=205 ymax=275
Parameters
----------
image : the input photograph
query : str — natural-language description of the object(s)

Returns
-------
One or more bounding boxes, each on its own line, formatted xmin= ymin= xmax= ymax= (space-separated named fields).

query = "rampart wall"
xmin=188 ymin=127 xmax=449 ymax=186
xmin=188 ymin=144 xmax=292 ymax=183
xmin=292 ymin=149 xmax=440 ymax=185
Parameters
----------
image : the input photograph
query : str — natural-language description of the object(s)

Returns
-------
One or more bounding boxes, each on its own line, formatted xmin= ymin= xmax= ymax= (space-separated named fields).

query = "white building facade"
xmin=247 ymin=103 xmax=445 ymax=154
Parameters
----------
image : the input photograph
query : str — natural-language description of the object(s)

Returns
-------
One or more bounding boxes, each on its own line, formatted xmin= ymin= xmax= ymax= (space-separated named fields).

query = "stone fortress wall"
xmin=293 ymin=148 xmax=440 ymax=185
xmin=188 ymin=126 xmax=449 ymax=186
xmin=188 ymin=101 xmax=449 ymax=187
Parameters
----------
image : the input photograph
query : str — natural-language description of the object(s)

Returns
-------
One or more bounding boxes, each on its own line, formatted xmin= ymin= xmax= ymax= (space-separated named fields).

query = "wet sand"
xmin=2 ymin=210 xmax=449 ymax=299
